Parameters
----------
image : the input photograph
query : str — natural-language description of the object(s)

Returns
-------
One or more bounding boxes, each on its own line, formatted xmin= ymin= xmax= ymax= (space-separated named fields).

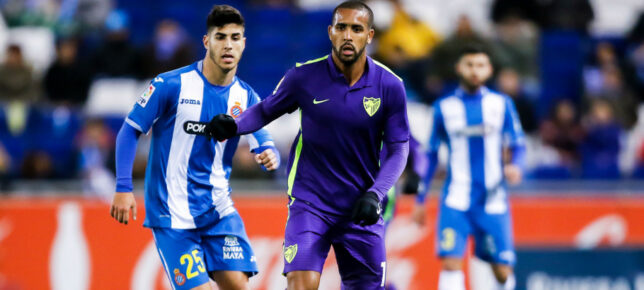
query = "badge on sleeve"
xmin=138 ymin=84 xmax=156 ymax=108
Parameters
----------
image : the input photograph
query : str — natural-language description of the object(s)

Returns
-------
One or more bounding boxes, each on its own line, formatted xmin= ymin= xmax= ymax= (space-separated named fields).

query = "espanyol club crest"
xmin=363 ymin=97 xmax=381 ymax=117
xmin=230 ymin=102 xmax=243 ymax=118
xmin=173 ymin=268 xmax=186 ymax=286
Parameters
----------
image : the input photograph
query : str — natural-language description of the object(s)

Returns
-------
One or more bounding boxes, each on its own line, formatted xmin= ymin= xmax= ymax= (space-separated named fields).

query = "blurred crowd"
xmin=0 ymin=0 xmax=644 ymax=195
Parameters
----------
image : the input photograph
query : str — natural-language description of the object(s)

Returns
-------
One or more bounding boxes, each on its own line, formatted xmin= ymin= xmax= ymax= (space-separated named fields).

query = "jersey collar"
xmin=326 ymin=53 xmax=376 ymax=89
xmin=195 ymin=60 xmax=238 ymax=89
xmin=455 ymin=86 xmax=489 ymax=99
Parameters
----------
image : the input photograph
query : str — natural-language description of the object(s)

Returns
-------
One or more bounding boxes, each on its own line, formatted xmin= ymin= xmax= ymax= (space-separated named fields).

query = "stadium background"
xmin=1 ymin=0 xmax=644 ymax=289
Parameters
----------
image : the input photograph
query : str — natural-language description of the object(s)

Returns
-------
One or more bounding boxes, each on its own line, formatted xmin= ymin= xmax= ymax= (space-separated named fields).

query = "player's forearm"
xmin=235 ymin=102 xmax=275 ymax=135
xmin=368 ymin=140 xmax=409 ymax=201
xmin=409 ymin=138 xmax=428 ymax=177
xmin=115 ymin=122 xmax=141 ymax=192
xmin=417 ymin=151 xmax=438 ymax=204
xmin=509 ymin=144 xmax=526 ymax=171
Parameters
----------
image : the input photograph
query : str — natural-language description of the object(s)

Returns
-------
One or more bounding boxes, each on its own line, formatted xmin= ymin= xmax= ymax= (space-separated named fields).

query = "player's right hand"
xmin=110 ymin=192 xmax=137 ymax=225
xmin=207 ymin=114 xmax=237 ymax=141
xmin=411 ymin=203 xmax=427 ymax=227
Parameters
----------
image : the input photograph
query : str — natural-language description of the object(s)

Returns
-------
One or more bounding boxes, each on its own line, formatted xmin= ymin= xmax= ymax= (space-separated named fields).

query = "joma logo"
xmin=180 ymin=98 xmax=201 ymax=105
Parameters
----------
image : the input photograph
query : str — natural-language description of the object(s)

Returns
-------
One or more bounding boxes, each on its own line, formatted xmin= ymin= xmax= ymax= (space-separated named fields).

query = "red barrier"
xmin=1 ymin=195 xmax=643 ymax=289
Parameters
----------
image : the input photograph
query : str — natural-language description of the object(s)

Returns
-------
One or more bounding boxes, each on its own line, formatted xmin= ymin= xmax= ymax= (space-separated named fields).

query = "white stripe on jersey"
xmin=165 ymin=70 xmax=203 ymax=229
xmin=229 ymin=82 xmax=259 ymax=149
xmin=440 ymin=96 xmax=471 ymax=211
xmin=210 ymin=139 xmax=234 ymax=218
xmin=482 ymin=92 xmax=508 ymax=214
xmin=206 ymin=81 xmax=249 ymax=218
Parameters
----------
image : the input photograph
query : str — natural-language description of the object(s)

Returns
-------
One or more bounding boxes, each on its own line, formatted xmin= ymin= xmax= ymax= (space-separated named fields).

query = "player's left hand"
xmin=254 ymin=145 xmax=280 ymax=171
xmin=504 ymin=164 xmax=522 ymax=185
xmin=351 ymin=191 xmax=381 ymax=226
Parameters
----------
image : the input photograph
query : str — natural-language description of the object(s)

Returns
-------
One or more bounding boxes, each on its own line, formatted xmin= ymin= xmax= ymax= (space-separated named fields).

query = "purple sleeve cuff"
xmin=368 ymin=140 xmax=409 ymax=201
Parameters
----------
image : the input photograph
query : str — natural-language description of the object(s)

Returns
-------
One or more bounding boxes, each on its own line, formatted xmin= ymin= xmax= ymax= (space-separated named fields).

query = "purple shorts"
xmin=282 ymin=199 xmax=387 ymax=289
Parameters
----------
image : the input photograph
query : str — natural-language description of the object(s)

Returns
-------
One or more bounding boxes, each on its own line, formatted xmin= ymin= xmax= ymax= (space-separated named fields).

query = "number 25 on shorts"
xmin=180 ymin=249 xmax=207 ymax=279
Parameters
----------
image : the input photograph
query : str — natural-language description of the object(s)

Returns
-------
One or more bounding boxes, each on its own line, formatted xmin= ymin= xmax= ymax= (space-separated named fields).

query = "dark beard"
xmin=332 ymin=45 xmax=365 ymax=66
xmin=458 ymin=76 xmax=482 ymax=93
xmin=209 ymin=49 xmax=233 ymax=73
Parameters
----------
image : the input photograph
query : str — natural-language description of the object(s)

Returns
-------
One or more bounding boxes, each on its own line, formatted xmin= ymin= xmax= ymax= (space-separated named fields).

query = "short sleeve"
xmin=126 ymin=78 xmax=171 ymax=134
xmin=383 ymin=79 xmax=410 ymax=143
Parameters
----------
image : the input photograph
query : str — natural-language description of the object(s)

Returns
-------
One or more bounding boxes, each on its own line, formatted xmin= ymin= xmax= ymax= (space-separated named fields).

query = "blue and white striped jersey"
xmin=429 ymin=87 xmax=524 ymax=214
xmin=126 ymin=61 xmax=274 ymax=229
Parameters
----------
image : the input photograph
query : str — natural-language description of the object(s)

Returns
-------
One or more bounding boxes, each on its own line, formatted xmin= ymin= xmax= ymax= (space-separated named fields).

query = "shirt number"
xmin=180 ymin=249 xmax=206 ymax=279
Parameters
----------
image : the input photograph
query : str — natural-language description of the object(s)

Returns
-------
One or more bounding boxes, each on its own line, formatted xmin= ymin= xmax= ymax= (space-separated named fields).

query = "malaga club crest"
xmin=363 ymin=97 xmax=381 ymax=117
xmin=230 ymin=102 xmax=243 ymax=118
xmin=283 ymin=244 xmax=298 ymax=263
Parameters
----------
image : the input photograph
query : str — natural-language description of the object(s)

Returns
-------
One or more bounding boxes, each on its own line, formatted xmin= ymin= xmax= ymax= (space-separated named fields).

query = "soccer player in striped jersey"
xmin=204 ymin=1 xmax=410 ymax=289
xmin=110 ymin=5 xmax=279 ymax=290
xmin=413 ymin=45 xmax=526 ymax=290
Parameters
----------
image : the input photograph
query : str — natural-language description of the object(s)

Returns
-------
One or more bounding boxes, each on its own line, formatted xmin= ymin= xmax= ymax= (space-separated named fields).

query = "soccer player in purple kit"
xmin=205 ymin=1 xmax=410 ymax=289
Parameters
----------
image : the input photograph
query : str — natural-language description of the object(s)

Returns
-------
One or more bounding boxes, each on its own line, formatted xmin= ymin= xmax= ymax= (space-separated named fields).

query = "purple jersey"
xmin=242 ymin=55 xmax=410 ymax=215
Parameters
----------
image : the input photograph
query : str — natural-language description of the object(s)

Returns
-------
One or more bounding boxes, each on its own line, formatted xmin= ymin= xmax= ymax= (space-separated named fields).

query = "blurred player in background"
xmin=110 ymin=5 xmax=279 ymax=289
xmin=204 ymin=1 xmax=410 ymax=289
xmin=413 ymin=44 xmax=526 ymax=290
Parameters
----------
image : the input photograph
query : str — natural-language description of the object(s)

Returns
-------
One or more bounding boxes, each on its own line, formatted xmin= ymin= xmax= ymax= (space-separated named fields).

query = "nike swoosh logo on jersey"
xmin=313 ymin=98 xmax=329 ymax=104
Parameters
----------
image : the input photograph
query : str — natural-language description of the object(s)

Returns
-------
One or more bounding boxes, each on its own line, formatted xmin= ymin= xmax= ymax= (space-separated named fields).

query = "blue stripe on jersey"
xmin=463 ymin=96 xmax=486 ymax=204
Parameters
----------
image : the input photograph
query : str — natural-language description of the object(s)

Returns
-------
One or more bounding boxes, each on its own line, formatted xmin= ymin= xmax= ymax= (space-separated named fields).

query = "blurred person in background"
xmin=20 ymin=150 xmax=54 ymax=179
xmin=495 ymin=68 xmax=537 ymax=134
xmin=580 ymin=99 xmax=622 ymax=179
xmin=583 ymin=42 xmax=638 ymax=128
xmin=44 ymin=37 xmax=92 ymax=106
xmin=0 ymin=44 xmax=38 ymax=103
xmin=0 ymin=44 xmax=38 ymax=137
xmin=110 ymin=5 xmax=280 ymax=289
xmin=374 ymin=0 xmax=441 ymax=103
xmin=91 ymin=9 xmax=141 ymax=78
xmin=77 ymin=118 xmax=115 ymax=200
xmin=539 ymin=100 xmax=584 ymax=168
xmin=140 ymin=19 xmax=196 ymax=79
xmin=413 ymin=45 xmax=525 ymax=290
xmin=489 ymin=3 xmax=539 ymax=81
xmin=430 ymin=15 xmax=499 ymax=87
